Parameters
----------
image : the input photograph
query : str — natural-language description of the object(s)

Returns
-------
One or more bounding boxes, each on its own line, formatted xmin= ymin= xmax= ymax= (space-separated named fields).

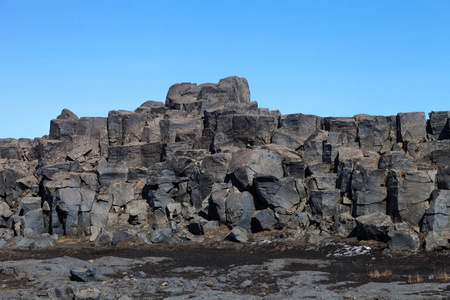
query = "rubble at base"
xmin=1 ymin=76 xmax=449 ymax=251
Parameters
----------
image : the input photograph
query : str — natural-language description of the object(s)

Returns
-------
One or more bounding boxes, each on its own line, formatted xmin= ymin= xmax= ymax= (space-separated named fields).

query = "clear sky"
xmin=1 ymin=1 xmax=449 ymax=139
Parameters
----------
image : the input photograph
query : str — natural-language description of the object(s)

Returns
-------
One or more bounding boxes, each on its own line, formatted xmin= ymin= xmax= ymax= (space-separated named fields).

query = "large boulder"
xmin=422 ymin=190 xmax=450 ymax=234
xmin=355 ymin=212 xmax=393 ymax=242
xmin=396 ymin=112 xmax=427 ymax=142
xmin=428 ymin=111 xmax=450 ymax=140
xmin=254 ymin=176 xmax=305 ymax=213
xmin=227 ymin=149 xmax=283 ymax=190
xmin=387 ymin=170 xmax=436 ymax=225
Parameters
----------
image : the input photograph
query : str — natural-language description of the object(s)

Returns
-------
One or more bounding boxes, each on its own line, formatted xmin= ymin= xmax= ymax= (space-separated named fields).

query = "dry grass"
xmin=369 ymin=269 xmax=393 ymax=279
xmin=436 ymin=271 xmax=450 ymax=283
xmin=407 ymin=273 xmax=424 ymax=284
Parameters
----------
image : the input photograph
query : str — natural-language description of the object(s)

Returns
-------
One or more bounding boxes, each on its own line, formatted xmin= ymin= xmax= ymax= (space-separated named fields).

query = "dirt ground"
xmin=1 ymin=235 xmax=450 ymax=290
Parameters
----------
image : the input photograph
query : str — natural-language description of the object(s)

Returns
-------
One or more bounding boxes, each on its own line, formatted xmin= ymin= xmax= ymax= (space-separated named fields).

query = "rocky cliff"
xmin=1 ymin=76 xmax=449 ymax=251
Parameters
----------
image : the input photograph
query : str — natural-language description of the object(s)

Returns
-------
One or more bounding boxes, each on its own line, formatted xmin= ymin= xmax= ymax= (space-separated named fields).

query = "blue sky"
xmin=1 ymin=1 xmax=449 ymax=139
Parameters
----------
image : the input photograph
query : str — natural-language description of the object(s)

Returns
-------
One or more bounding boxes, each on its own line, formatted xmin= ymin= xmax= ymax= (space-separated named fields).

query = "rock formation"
xmin=0 ymin=76 xmax=449 ymax=251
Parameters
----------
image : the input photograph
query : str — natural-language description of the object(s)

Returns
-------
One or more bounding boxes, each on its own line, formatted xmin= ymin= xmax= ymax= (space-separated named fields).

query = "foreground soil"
xmin=1 ymin=236 xmax=450 ymax=285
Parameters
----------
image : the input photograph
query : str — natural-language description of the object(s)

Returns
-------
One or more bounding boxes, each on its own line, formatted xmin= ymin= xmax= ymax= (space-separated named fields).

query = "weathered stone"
xmin=307 ymin=173 xmax=337 ymax=191
xmin=378 ymin=151 xmax=417 ymax=171
xmin=228 ymin=149 xmax=283 ymax=190
xmin=334 ymin=204 xmax=356 ymax=238
xmin=112 ymin=230 xmax=134 ymax=246
xmin=150 ymin=228 xmax=173 ymax=243
xmin=252 ymin=209 xmax=277 ymax=231
xmin=422 ymin=190 xmax=450 ymax=234
xmin=355 ymin=115 xmax=391 ymax=151
xmin=109 ymin=182 xmax=134 ymax=207
xmin=428 ymin=111 xmax=450 ymax=140
xmin=308 ymin=190 xmax=340 ymax=217
xmin=97 ymin=164 xmax=128 ymax=187
xmin=387 ymin=170 xmax=436 ymax=224
xmin=271 ymin=129 xmax=302 ymax=150
xmin=190 ymin=153 xmax=232 ymax=209
xmin=225 ymin=190 xmax=255 ymax=231
xmin=280 ymin=113 xmax=322 ymax=140
xmin=387 ymin=223 xmax=420 ymax=250
xmin=224 ymin=226 xmax=248 ymax=243
xmin=437 ymin=166 xmax=450 ymax=189
xmin=254 ymin=176 xmax=304 ymax=212
xmin=21 ymin=209 xmax=45 ymax=235
xmin=425 ymin=231 xmax=449 ymax=252
xmin=324 ymin=117 xmax=357 ymax=143
xmin=90 ymin=197 xmax=112 ymax=228
xmin=303 ymin=130 xmax=328 ymax=165
xmin=397 ymin=112 xmax=427 ymax=142
xmin=19 ymin=197 xmax=42 ymax=215
xmin=93 ymin=229 xmax=112 ymax=246
xmin=32 ymin=236 xmax=56 ymax=248
xmin=70 ymin=267 xmax=97 ymax=282
xmin=213 ymin=114 xmax=278 ymax=150
xmin=355 ymin=212 xmax=393 ymax=242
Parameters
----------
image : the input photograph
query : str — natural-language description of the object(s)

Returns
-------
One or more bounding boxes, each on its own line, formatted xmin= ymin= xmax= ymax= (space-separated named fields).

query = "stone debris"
xmin=0 ymin=76 xmax=449 ymax=251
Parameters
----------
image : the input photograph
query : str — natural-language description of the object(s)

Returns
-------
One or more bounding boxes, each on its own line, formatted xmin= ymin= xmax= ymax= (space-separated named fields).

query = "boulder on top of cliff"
xmin=57 ymin=109 xmax=78 ymax=121
xmin=213 ymin=114 xmax=278 ymax=151
xmin=165 ymin=76 xmax=250 ymax=112
xmin=428 ymin=111 xmax=450 ymax=140
xmin=397 ymin=112 xmax=427 ymax=143
xmin=355 ymin=114 xmax=392 ymax=152
xmin=280 ymin=113 xmax=322 ymax=140
xmin=324 ymin=117 xmax=358 ymax=144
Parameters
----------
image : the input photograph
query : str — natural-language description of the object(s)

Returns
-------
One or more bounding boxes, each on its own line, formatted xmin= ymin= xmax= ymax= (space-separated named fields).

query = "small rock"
xmin=240 ymin=279 xmax=253 ymax=288
xmin=70 ymin=267 xmax=97 ymax=282
xmin=224 ymin=226 xmax=248 ymax=243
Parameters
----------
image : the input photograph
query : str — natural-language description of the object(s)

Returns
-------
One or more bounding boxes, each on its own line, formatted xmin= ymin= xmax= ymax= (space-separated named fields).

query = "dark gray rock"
xmin=112 ymin=230 xmax=134 ymax=246
xmin=387 ymin=223 xmax=420 ymax=250
xmin=378 ymin=151 xmax=417 ymax=171
xmin=355 ymin=212 xmax=393 ymax=242
xmin=21 ymin=209 xmax=45 ymax=236
xmin=189 ymin=153 xmax=232 ymax=209
xmin=97 ymin=164 xmax=128 ymax=187
xmin=303 ymin=130 xmax=329 ymax=165
xmin=280 ymin=113 xmax=322 ymax=140
xmin=252 ymin=209 xmax=277 ymax=231
xmin=397 ymin=112 xmax=427 ymax=142
xmin=308 ymin=190 xmax=340 ymax=217
xmin=227 ymin=149 xmax=283 ymax=189
xmin=150 ymin=228 xmax=173 ymax=243
xmin=254 ymin=176 xmax=304 ymax=212
xmin=422 ymin=190 xmax=450 ymax=234
xmin=93 ymin=229 xmax=112 ymax=246
xmin=425 ymin=231 xmax=449 ymax=252
xmin=109 ymin=182 xmax=134 ymax=207
xmin=387 ymin=170 xmax=436 ymax=224
xmin=225 ymin=226 xmax=248 ymax=243
xmin=437 ymin=166 xmax=450 ymax=189
xmin=428 ymin=111 xmax=450 ymax=140
xmin=225 ymin=189 xmax=255 ymax=231
xmin=355 ymin=115 xmax=391 ymax=151
xmin=324 ymin=117 xmax=357 ymax=143
xmin=32 ymin=236 xmax=56 ymax=248
xmin=70 ymin=267 xmax=97 ymax=282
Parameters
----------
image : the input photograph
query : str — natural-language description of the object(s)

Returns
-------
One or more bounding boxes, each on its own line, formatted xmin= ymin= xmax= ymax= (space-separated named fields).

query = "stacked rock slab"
xmin=0 ymin=76 xmax=449 ymax=251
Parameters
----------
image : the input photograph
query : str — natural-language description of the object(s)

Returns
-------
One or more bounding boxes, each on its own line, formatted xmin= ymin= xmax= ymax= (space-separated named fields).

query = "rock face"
xmin=0 ymin=76 xmax=449 ymax=250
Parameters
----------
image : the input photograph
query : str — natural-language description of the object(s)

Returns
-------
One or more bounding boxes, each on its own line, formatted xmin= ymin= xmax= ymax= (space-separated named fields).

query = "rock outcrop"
xmin=1 ymin=76 xmax=449 ymax=251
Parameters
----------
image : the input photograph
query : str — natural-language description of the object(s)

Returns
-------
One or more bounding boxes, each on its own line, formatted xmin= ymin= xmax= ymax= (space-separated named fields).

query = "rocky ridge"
xmin=0 ymin=76 xmax=449 ymax=252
